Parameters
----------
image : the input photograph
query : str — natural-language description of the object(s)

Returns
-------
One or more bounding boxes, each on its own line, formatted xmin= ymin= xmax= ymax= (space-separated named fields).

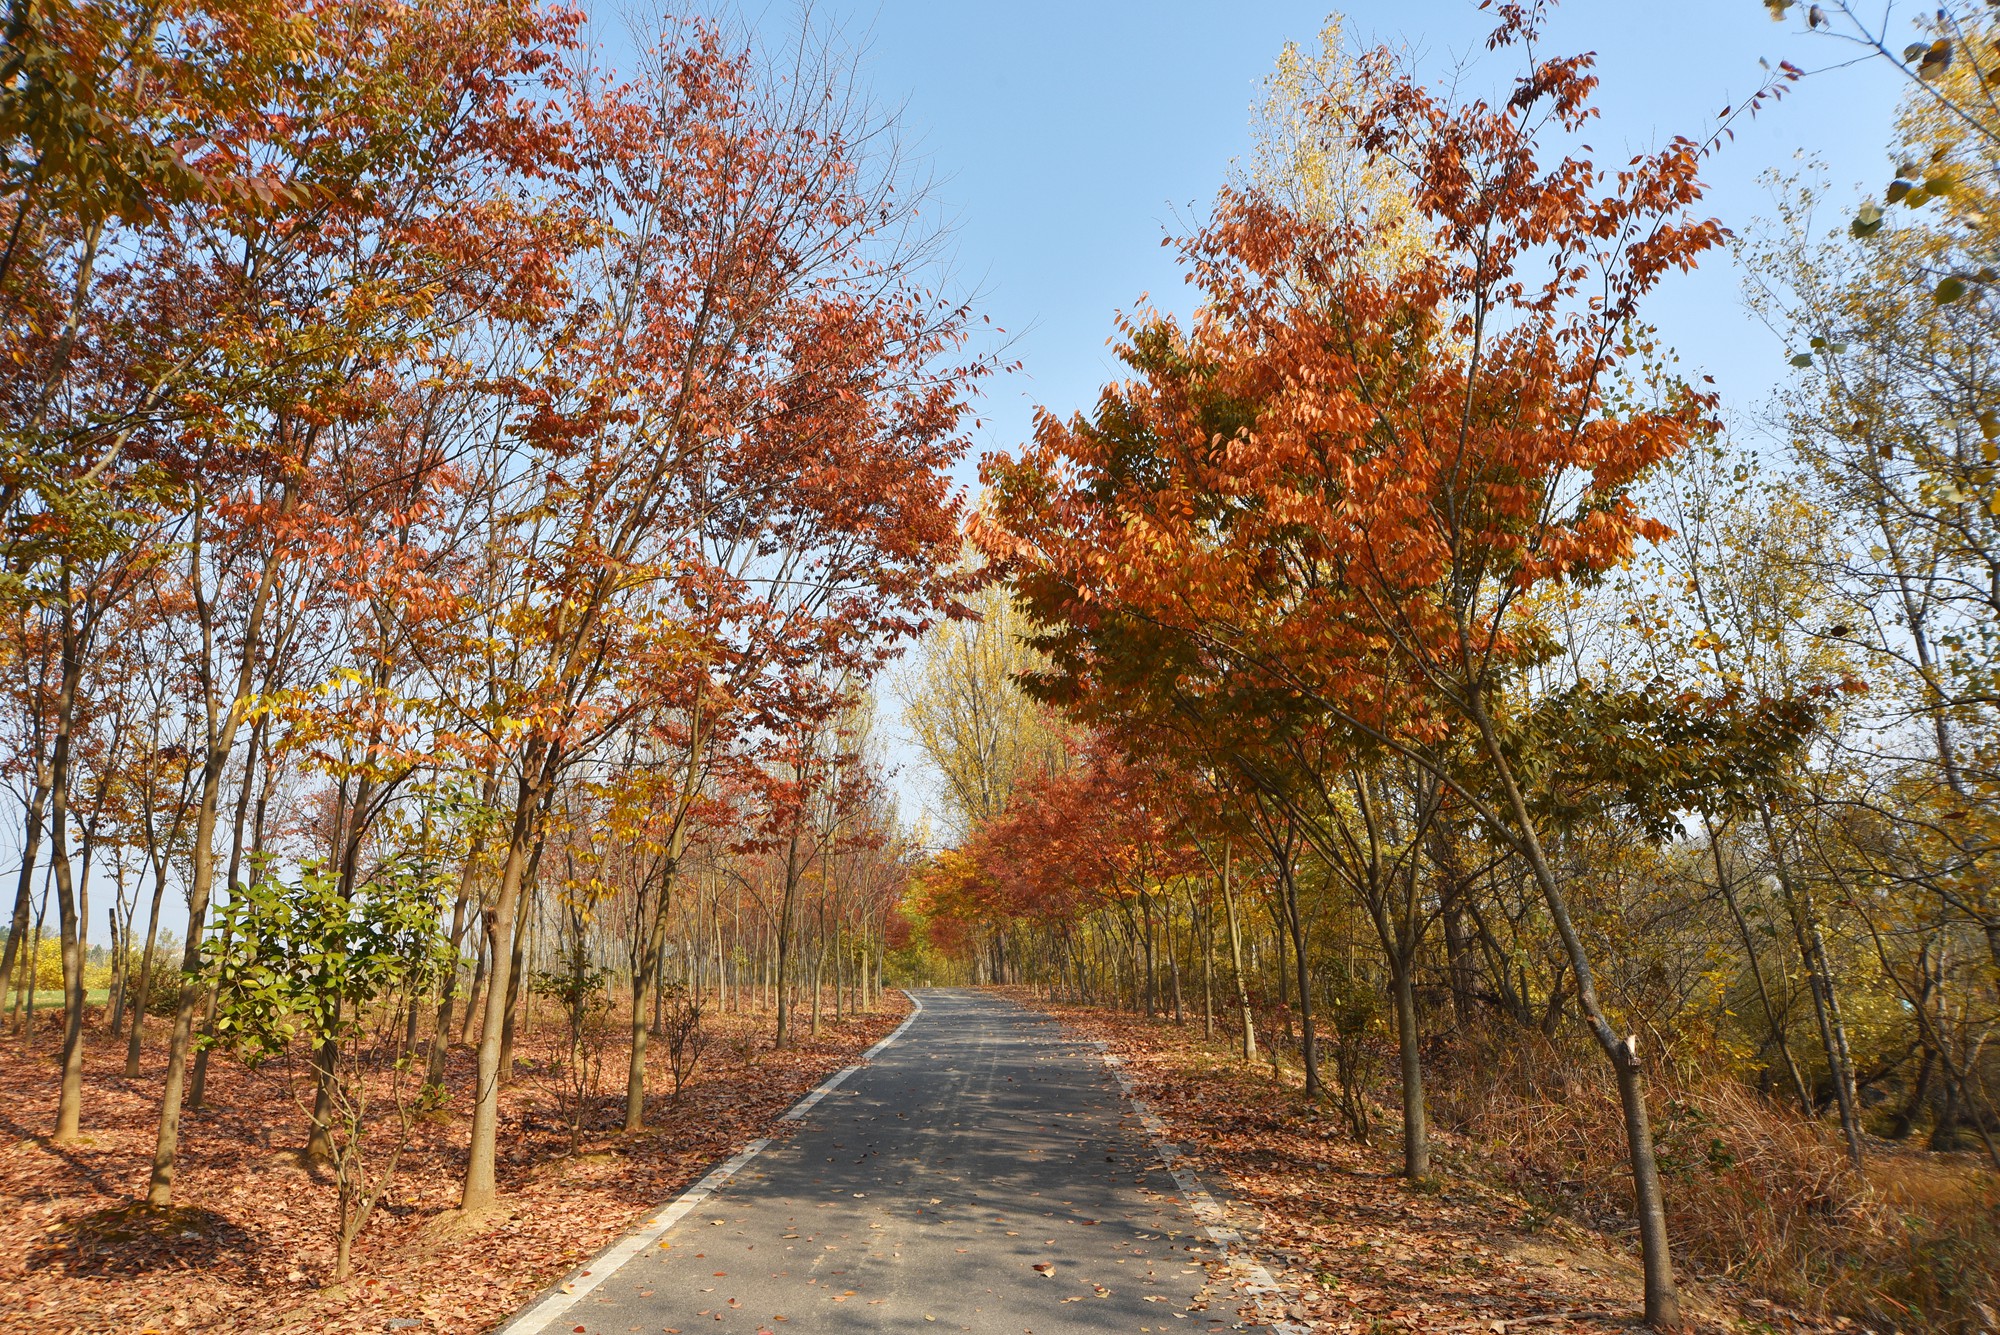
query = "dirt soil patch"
xmin=1 ymin=996 xmax=906 ymax=1334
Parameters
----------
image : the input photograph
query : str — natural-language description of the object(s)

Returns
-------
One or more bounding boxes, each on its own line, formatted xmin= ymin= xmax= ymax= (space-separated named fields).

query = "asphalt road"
xmin=550 ymin=988 xmax=1228 ymax=1335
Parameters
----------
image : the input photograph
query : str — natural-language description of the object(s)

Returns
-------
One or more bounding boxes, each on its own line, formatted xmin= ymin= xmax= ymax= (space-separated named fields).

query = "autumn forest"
xmin=3 ymin=1 xmax=1998 ymax=1332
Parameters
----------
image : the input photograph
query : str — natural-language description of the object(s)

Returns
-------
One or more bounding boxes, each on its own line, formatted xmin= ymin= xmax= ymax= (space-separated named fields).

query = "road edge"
xmin=1094 ymin=1044 xmax=1310 ymax=1335
xmin=493 ymin=990 xmax=925 ymax=1335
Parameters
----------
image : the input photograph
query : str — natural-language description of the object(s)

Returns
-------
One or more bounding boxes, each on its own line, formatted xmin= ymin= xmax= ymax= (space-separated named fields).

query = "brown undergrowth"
xmin=1025 ymin=993 xmax=1997 ymax=1335
xmin=0 ymin=994 xmax=907 ymax=1334
xmin=1432 ymin=1027 xmax=2000 ymax=1335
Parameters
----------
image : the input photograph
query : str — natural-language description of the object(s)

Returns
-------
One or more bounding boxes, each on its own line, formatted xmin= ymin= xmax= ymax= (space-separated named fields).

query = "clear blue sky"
xmin=768 ymin=0 xmax=1908 ymax=483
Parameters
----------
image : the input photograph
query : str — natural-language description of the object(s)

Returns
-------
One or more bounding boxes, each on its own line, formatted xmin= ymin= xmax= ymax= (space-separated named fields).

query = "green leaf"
xmin=1851 ymin=204 xmax=1884 ymax=237
xmin=1936 ymin=276 xmax=1968 ymax=304
xmin=1789 ymin=352 xmax=1814 ymax=367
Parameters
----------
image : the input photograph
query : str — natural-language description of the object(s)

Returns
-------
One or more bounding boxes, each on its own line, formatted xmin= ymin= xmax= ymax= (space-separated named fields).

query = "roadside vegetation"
xmin=3 ymin=0 xmax=950 ymax=1324
xmin=903 ymin=7 xmax=2000 ymax=1332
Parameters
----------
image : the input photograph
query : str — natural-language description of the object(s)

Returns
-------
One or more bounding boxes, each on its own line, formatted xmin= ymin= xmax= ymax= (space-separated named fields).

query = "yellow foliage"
xmin=896 ymin=577 xmax=1069 ymax=839
xmin=1241 ymin=17 xmax=1426 ymax=277
xmin=13 ymin=936 xmax=114 ymax=992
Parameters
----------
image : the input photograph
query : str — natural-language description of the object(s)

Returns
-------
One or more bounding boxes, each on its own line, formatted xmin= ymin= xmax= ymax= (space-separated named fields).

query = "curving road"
xmin=509 ymin=989 xmax=1233 ymax=1335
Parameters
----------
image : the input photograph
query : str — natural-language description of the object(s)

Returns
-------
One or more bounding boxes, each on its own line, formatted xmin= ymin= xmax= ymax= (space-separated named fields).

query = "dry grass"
xmin=1429 ymin=1027 xmax=2000 ymax=1334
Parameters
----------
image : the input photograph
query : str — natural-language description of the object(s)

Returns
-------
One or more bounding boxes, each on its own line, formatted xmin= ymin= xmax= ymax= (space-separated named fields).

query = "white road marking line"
xmin=861 ymin=996 xmax=924 ymax=1060
xmin=1097 ymin=1046 xmax=1310 ymax=1335
xmin=495 ymin=991 xmax=926 ymax=1335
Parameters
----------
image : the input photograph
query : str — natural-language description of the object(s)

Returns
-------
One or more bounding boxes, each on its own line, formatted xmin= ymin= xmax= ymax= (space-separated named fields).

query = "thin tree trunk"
xmin=1761 ymin=803 xmax=1865 ymax=1170
xmin=428 ymin=855 xmax=482 ymax=1088
xmin=19 ymin=870 xmax=51 ymax=1035
xmin=1439 ymin=872 xmax=1476 ymax=1028
xmin=497 ymin=857 xmax=537 ymax=1088
xmin=148 ymin=480 xmax=293 ymax=1208
xmin=1222 ymin=842 xmax=1257 ymax=1063
xmin=1276 ymin=853 xmax=1322 ymax=1099
xmin=1390 ymin=961 xmax=1428 ymax=1178
xmin=623 ymin=712 xmax=707 ymax=1129
xmin=810 ymin=928 xmax=825 ymax=1038
xmin=1468 ymin=696 xmax=1678 ymax=1328
xmin=195 ymin=715 xmax=265 ymax=1114
xmin=459 ymin=765 xmax=552 ymax=1213
xmin=1705 ymin=814 xmax=1812 ymax=1112
xmin=1891 ymin=1042 xmax=1934 ymax=1140
xmin=108 ymin=859 xmax=132 ymax=1035
xmin=48 ymin=580 xmax=89 ymax=1142
xmin=624 ymin=847 xmax=682 ymax=1126
xmin=0 ymin=773 xmax=51 ymax=1015
xmin=125 ymin=850 xmax=171 ymax=1074
xmin=461 ymin=915 xmax=490 ymax=1045
xmin=1200 ymin=893 xmax=1215 ymax=1040
xmin=775 ymin=829 xmax=802 ymax=1049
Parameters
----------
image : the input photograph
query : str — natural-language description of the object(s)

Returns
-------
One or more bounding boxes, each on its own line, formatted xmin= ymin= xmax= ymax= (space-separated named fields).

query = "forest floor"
xmin=1027 ymin=995 xmax=1872 ymax=1335
xmin=0 ymin=993 xmax=907 ymax=1334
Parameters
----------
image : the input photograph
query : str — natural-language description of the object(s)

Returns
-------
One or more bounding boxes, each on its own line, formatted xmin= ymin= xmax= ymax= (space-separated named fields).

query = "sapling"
xmin=203 ymin=857 xmax=453 ymax=1283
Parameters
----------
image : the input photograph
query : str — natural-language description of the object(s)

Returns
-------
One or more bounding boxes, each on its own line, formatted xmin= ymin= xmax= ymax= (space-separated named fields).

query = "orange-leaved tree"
xmin=441 ymin=15 xmax=986 ymax=1204
xmin=975 ymin=10 xmax=1787 ymax=1324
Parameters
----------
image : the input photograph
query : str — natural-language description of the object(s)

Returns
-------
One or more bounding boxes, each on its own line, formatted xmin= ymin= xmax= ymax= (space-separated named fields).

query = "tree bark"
xmin=1274 ymin=849 xmax=1322 ymax=1099
xmin=1761 ymin=803 xmax=1865 ymax=1170
xmin=195 ymin=713 xmax=265 ymax=1114
xmin=1390 ymin=960 xmax=1428 ymax=1179
xmin=1467 ymin=695 xmax=1678 ymax=1328
xmin=459 ymin=765 xmax=553 ymax=1213
xmin=496 ymin=856 xmax=537 ymax=1087
xmin=1199 ymin=892 xmax=1215 ymax=1040
xmin=427 ymin=851 xmax=482 ymax=1088
xmin=124 ymin=847 xmax=171 ymax=1074
xmin=1 ymin=774 xmax=51 ymax=1018
xmin=624 ymin=846 xmax=683 ymax=1129
xmin=48 ymin=570 xmax=88 ymax=1142
xmin=1221 ymin=842 xmax=1257 ymax=1063
xmin=774 ymin=825 xmax=806 ymax=1049
xmin=148 ymin=481 xmax=294 ymax=1207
